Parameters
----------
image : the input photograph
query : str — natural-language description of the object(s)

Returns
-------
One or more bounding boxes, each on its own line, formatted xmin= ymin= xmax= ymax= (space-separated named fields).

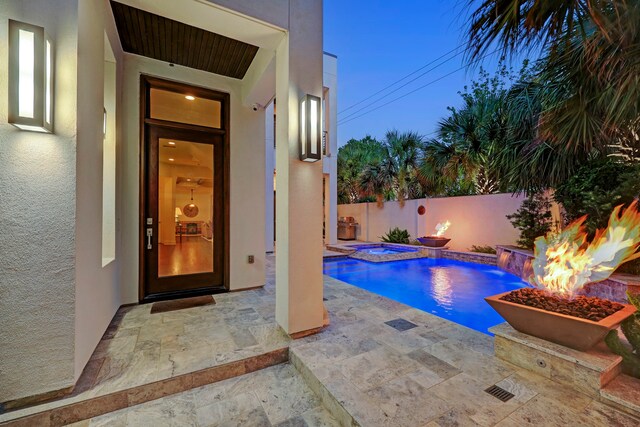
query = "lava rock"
xmin=500 ymin=288 xmax=624 ymax=321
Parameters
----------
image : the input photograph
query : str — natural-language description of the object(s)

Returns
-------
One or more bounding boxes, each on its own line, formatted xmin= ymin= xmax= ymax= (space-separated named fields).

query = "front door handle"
xmin=146 ymin=228 xmax=153 ymax=249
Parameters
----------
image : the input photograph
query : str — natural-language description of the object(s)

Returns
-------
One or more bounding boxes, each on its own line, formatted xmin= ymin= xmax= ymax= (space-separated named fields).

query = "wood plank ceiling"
xmin=110 ymin=1 xmax=259 ymax=79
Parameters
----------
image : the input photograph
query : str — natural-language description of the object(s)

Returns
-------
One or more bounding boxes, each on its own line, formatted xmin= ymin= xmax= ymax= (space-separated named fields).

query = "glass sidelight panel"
xmin=157 ymin=138 xmax=214 ymax=277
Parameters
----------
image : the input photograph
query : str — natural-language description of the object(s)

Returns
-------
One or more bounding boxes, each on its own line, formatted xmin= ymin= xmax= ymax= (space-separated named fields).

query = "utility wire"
xmin=338 ymin=44 xmax=466 ymax=116
xmin=339 ymin=47 xmax=469 ymax=123
xmin=338 ymin=49 xmax=500 ymax=126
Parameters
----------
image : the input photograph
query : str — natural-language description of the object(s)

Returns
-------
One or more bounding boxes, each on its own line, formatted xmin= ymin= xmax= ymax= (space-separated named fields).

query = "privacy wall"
xmin=338 ymin=193 xmax=531 ymax=251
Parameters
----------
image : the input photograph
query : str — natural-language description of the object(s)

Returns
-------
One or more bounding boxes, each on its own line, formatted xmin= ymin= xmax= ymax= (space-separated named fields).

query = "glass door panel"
xmin=157 ymin=138 xmax=214 ymax=277
xmin=144 ymin=126 xmax=224 ymax=298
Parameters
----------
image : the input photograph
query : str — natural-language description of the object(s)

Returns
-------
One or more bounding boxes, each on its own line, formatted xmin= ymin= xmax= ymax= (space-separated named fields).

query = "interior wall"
xmin=0 ymin=0 xmax=79 ymax=402
xmin=175 ymin=192 xmax=212 ymax=223
xmin=74 ymin=0 xmax=122 ymax=382
xmin=119 ymin=54 xmax=266 ymax=303
xmin=158 ymin=176 xmax=176 ymax=244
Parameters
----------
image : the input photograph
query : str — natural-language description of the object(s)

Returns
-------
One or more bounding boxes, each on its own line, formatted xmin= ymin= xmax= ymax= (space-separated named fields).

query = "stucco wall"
xmin=423 ymin=194 xmax=528 ymax=251
xmin=338 ymin=194 xmax=531 ymax=251
xmin=74 ymin=0 xmax=122 ymax=383
xmin=0 ymin=0 xmax=79 ymax=401
xmin=119 ymin=55 xmax=266 ymax=302
xmin=274 ymin=0 xmax=325 ymax=334
xmin=322 ymin=54 xmax=338 ymax=244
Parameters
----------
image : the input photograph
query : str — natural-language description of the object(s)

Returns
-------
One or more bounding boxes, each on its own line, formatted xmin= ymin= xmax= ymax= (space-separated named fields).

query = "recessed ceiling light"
xmin=185 ymin=95 xmax=195 ymax=101
xmin=168 ymin=158 xmax=174 ymax=161
xmin=168 ymin=141 xmax=176 ymax=145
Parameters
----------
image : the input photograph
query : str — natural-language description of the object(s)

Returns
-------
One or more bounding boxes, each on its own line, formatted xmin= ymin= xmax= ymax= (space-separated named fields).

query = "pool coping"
xmin=325 ymin=242 xmax=499 ymax=266
xmin=326 ymin=242 xmax=433 ymax=263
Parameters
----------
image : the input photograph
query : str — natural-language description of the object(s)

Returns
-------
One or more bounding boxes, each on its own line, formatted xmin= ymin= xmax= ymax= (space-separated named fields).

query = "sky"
xmin=323 ymin=1 xmax=509 ymax=147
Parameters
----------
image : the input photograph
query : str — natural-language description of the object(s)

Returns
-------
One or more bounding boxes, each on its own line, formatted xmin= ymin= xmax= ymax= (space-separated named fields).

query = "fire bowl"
xmin=486 ymin=290 xmax=636 ymax=351
xmin=417 ymin=236 xmax=451 ymax=247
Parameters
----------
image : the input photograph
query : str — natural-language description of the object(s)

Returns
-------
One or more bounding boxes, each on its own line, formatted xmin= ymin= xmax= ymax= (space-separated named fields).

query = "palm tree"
xmin=337 ymin=136 xmax=383 ymax=204
xmin=419 ymin=92 xmax=504 ymax=194
xmin=465 ymin=0 xmax=640 ymax=155
xmin=489 ymin=78 xmax=596 ymax=193
xmin=360 ymin=130 xmax=426 ymax=206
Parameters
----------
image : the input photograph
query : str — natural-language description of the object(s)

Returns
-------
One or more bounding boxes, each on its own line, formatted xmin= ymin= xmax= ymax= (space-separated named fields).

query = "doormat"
xmin=150 ymin=295 xmax=216 ymax=314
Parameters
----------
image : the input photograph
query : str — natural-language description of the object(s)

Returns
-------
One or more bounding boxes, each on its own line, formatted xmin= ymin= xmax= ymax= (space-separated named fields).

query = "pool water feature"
xmin=323 ymin=257 xmax=526 ymax=334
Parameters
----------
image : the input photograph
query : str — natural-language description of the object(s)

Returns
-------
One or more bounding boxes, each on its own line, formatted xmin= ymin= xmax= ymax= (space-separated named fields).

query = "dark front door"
xmin=140 ymin=77 xmax=229 ymax=301
xmin=143 ymin=126 xmax=225 ymax=299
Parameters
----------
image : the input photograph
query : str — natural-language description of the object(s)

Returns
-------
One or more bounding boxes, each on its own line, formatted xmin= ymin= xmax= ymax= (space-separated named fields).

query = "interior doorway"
xmin=140 ymin=76 xmax=229 ymax=302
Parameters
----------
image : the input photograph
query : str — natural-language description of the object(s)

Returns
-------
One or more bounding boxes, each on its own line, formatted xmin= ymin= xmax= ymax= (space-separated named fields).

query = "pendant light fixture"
xmin=183 ymin=188 xmax=199 ymax=218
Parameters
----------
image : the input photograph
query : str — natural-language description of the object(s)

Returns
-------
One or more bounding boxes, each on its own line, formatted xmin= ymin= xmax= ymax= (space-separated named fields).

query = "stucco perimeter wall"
xmin=0 ymin=0 xmax=79 ymax=401
xmin=338 ymin=193 xmax=530 ymax=251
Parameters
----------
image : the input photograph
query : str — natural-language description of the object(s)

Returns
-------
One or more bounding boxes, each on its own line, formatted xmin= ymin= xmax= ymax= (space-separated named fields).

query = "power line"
xmin=338 ymin=49 xmax=500 ymax=126
xmin=338 ymin=47 xmax=468 ymax=123
xmin=338 ymin=44 xmax=466 ymax=116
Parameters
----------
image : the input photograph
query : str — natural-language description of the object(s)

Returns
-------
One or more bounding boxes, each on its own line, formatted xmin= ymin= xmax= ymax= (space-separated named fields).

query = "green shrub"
xmin=606 ymin=292 xmax=640 ymax=379
xmin=506 ymin=192 xmax=554 ymax=249
xmin=381 ymin=227 xmax=410 ymax=244
xmin=469 ymin=245 xmax=497 ymax=254
xmin=553 ymin=160 xmax=640 ymax=236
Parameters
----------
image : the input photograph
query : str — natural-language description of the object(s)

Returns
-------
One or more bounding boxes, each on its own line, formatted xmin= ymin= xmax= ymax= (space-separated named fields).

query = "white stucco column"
xmin=274 ymin=2 xmax=324 ymax=335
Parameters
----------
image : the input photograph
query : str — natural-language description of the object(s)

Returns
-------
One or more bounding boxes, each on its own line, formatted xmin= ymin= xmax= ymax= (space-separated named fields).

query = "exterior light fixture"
xmin=8 ymin=20 xmax=53 ymax=133
xmin=299 ymin=94 xmax=321 ymax=162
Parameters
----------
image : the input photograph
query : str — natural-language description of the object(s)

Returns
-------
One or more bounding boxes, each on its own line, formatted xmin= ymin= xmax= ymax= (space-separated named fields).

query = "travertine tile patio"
xmin=289 ymin=274 xmax=640 ymax=426
xmin=2 ymin=255 xmax=639 ymax=426
xmin=66 ymin=364 xmax=339 ymax=427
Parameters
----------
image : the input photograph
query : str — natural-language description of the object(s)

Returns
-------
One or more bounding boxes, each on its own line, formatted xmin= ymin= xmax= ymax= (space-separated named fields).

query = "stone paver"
xmin=66 ymin=364 xmax=339 ymax=427
xmin=289 ymin=274 xmax=640 ymax=426
xmin=3 ymin=255 xmax=640 ymax=426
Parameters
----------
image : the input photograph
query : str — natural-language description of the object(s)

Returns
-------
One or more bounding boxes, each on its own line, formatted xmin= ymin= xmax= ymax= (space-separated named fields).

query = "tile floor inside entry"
xmin=2 ymin=256 xmax=639 ymax=426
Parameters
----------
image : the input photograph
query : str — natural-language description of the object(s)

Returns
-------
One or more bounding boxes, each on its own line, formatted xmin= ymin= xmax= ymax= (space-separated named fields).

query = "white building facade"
xmin=0 ymin=0 xmax=332 ymax=405
xmin=265 ymin=52 xmax=338 ymax=251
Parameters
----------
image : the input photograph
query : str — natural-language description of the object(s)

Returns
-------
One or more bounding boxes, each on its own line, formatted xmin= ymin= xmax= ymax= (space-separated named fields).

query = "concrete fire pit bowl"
xmin=417 ymin=236 xmax=451 ymax=248
xmin=486 ymin=290 xmax=636 ymax=351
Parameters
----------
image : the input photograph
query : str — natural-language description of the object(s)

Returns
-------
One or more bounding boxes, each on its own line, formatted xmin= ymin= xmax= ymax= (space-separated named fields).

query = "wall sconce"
xmin=8 ymin=20 xmax=53 ymax=133
xmin=299 ymin=94 xmax=321 ymax=162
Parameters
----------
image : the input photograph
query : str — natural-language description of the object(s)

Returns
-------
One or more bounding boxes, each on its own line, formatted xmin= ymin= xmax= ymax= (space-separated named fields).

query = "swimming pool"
xmin=323 ymin=257 xmax=526 ymax=334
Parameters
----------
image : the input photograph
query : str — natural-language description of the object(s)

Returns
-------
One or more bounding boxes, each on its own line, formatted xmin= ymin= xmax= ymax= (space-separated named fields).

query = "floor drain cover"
xmin=484 ymin=385 xmax=515 ymax=402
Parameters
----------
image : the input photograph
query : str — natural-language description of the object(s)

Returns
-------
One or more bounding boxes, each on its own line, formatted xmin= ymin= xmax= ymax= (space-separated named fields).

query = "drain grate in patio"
xmin=484 ymin=384 xmax=515 ymax=402
xmin=150 ymin=295 xmax=215 ymax=314
xmin=384 ymin=318 xmax=418 ymax=331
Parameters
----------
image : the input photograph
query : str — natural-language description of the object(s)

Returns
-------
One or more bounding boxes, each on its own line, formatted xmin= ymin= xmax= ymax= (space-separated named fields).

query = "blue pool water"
xmin=323 ymin=257 xmax=526 ymax=334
